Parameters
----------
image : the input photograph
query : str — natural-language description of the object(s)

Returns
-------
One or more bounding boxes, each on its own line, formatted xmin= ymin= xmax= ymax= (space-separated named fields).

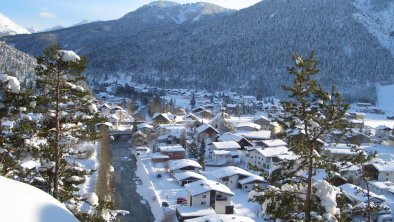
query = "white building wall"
xmin=189 ymin=192 xmax=210 ymax=207
xmin=218 ymin=175 xmax=239 ymax=189
xmin=378 ymin=172 xmax=394 ymax=182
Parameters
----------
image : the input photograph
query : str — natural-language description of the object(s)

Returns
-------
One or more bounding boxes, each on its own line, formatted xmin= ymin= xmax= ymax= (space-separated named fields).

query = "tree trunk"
xmin=53 ymin=65 xmax=61 ymax=199
xmin=0 ymin=115 xmax=3 ymax=164
xmin=304 ymin=142 xmax=314 ymax=222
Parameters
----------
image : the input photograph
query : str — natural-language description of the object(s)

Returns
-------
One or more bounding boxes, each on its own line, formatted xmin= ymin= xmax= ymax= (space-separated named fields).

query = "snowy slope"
xmin=0 ymin=12 xmax=30 ymax=37
xmin=353 ymin=0 xmax=394 ymax=57
xmin=0 ymin=176 xmax=79 ymax=222
xmin=377 ymin=84 xmax=394 ymax=115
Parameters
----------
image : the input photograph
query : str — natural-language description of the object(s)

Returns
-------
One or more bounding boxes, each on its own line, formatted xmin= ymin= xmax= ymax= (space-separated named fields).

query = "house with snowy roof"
xmin=175 ymin=206 xmax=216 ymax=222
xmin=235 ymin=131 xmax=271 ymax=144
xmin=99 ymin=103 xmax=111 ymax=115
xmin=152 ymin=112 xmax=173 ymax=125
xmin=137 ymin=122 xmax=154 ymax=134
xmin=196 ymin=123 xmax=219 ymax=143
xmin=209 ymin=112 xmax=232 ymax=133
xmin=168 ymin=159 xmax=202 ymax=175
xmin=253 ymin=115 xmax=271 ymax=131
xmin=375 ymin=125 xmax=392 ymax=140
xmin=157 ymin=124 xmax=186 ymax=143
xmin=211 ymin=166 xmax=253 ymax=189
xmin=209 ymin=141 xmax=241 ymax=161
xmin=158 ymin=144 xmax=185 ymax=160
xmin=210 ymin=166 xmax=265 ymax=191
xmin=238 ymin=174 xmax=268 ymax=192
xmin=248 ymin=146 xmax=298 ymax=176
xmin=234 ymin=122 xmax=261 ymax=132
xmin=368 ymin=181 xmax=394 ymax=197
xmin=174 ymin=171 xmax=207 ymax=186
xmin=339 ymin=183 xmax=386 ymax=206
xmin=363 ymin=163 xmax=394 ymax=182
xmin=185 ymin=179 xmax=234 ymax=214
xmin=323 ymin=143 xmax=362 ymax=161
xmin=217 ymin=132 xmax=253 ymax=149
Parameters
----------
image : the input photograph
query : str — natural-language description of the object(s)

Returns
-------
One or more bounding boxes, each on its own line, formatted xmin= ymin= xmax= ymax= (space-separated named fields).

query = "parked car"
xmin=176 ymin=197 xmax=187 ymax=204
xmin=161 ymin=202 xmax=169 ymax=207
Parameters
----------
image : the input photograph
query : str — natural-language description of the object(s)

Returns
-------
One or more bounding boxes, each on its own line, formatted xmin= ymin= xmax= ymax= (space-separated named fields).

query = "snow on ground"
xmin=0 ymin=176 xmax=79 ymax=222
xmin=362 ymin=143 xmax=394 ymax=163
xmin=349 ymin=84 xmax=394 ymax=128
xmin=377 ymin=84 xmax=394 ymax=116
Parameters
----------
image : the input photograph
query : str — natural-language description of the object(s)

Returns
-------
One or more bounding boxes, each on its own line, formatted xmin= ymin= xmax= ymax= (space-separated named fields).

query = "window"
xmin=201 ymin=201 xmax=206 ymax=205
xmin=202 ymin=195 xmax=206 ymax=198
xmin=387 ymin=173 xmax=389 ymax=176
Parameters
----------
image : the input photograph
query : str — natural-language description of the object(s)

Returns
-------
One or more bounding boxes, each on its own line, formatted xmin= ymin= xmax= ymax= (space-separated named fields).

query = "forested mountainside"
xmin=2 ymin=0 xmax=394 ymax=102
xmin=0 ymin=41 xmax=36 ymax=87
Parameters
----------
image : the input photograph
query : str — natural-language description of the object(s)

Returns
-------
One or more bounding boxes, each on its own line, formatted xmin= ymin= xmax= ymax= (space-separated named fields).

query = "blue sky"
xmin=1 ymin=0 xmax=261 ymax=30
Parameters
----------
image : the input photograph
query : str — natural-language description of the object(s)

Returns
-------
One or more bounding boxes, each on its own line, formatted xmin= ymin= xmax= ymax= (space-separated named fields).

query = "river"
xmin=111 ymin=136 xmax=155 ymax=222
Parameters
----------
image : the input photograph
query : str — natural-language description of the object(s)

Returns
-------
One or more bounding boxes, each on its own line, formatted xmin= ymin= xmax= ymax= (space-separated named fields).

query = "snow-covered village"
xmin=2 ymin=1 xmax=394 ymax=222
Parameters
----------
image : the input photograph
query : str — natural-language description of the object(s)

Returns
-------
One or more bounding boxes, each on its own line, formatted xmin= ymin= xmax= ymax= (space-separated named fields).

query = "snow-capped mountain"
xmin=2 ymin=0 xmax=394 ymax=102
xmin=0 ymin=12 xmax=30 ymax=37
xmin=123 ymin=1 xmax=234 ymax=24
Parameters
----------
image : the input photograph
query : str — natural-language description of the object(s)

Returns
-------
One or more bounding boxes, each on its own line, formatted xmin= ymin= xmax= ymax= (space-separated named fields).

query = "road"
xmin=111 ymin=136 xmax=155 ymax=222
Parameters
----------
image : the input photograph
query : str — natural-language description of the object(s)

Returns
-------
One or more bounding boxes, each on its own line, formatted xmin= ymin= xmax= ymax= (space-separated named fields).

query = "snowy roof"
xmin=137 ymin=122 xmax=153 ymax=129
xmin=168 ymin=159 xmax=202 ymax=171
xmin=96 ymin=122 xmax=113 ymax=127
xmin=184 ymin=214 xmax=255 ymax=222
xmin=211 ymin=141 xmax=241 ymax=150
xmin=149 ymin=152 xmax=170 ymax=159
xmin=339 ymin=165 xmax=360 ymax=172
xmin=158 ymin=145 xmax=185 ymax=152
xmin=196 ymin=123 xmax=219 ymax=134
xmin=375 ymin=125 xmax=392 ymax=130
xmin=185 ymin=179 xmax=234 ymax=196
xmin=212 ymin=150 xmax=231 ymax=155
xmin=255 ymin=146 xmax=289 ymax=157
xmin=262 ymin=139 xmax=287 ymax=147
xmin=0 ymin=176 xmax=79 ymax=222
xmin=238 ymin=174 xmax=266 ymax=185
xmin=158 ymin=124 xmax=185 ymax=130
xmin=324 ymin=148 xmax=359 ymax=156
xmin=254 ymin=115 xmax=270 ymax=122
xmin=174 ymin=171 xmax=206 ymax=181
xmin=368 ymin=181 xmax=394 ymax=190
xmin=152 ymin=112 xmax=173 ymax=121
xmin=235 ymin=131 xmax=271 ymax=140
xmin=211 ymin=166 xmax=253 ymax=179
xmin=235 ymin=122 xmax=261 ymax=130
xmin=372 ymin=163 xmax=394 ymax=172
xmin=217 ymin=132 xmax=244 ymax=142
xmin=339 ymin=183 xmax=384 ymax=203
xmin=176 ymin=206 xmax=216 ymax=217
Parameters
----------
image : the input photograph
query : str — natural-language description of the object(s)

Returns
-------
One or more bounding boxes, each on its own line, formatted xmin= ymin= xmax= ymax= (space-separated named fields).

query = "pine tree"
xmin=252 ymin=51 xmax=349 ymax=221
xmin=35 ymin=45 xmax=101 ymax=199
xmin=190 ymin=93 xmax=196 ymax=108
xmin=198 ymin=139 xmax=206 ymax=170
xmin=0 ymin=72 xmax=33 ymax=174
xmin=187 ymin=141 xmax=198 ymax=159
